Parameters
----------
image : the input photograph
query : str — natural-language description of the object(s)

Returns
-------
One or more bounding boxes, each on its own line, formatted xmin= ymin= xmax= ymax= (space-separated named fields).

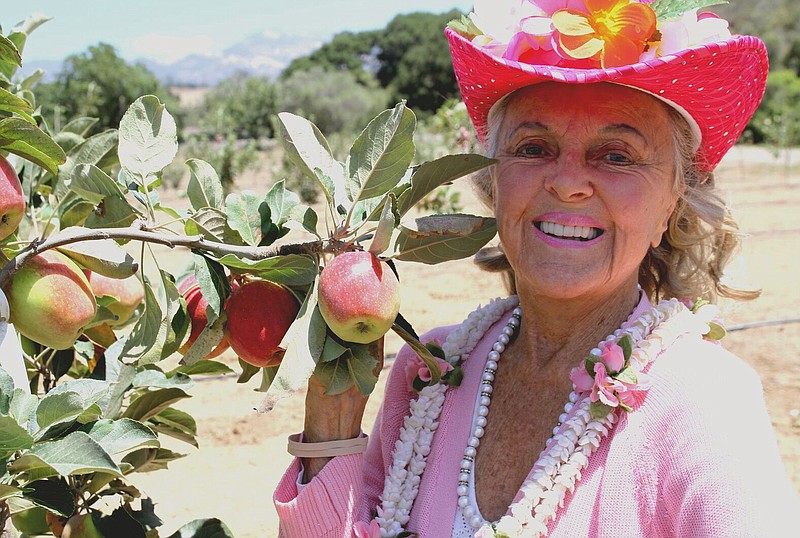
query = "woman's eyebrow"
xmin=600 ymin=123 xmax=648 ymax=144
xmin=505 ymin=120 xmax=549 ymax=140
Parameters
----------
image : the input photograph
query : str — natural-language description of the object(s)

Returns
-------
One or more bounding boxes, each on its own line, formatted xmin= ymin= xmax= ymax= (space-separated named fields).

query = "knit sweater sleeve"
xmin=645 ymin=335 xmax=799 ymax=537
xmin=273 ymin=326 xmax=455 ymax=537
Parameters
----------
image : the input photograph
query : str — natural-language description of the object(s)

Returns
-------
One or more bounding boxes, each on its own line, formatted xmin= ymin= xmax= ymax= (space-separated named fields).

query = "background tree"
xmin=282 ymin=30 xmax=381 ymax=84
xmin=200 ymin=72 xmax=278 ymax=139
xmin=34 ymin=43 xmax=177 ymax=132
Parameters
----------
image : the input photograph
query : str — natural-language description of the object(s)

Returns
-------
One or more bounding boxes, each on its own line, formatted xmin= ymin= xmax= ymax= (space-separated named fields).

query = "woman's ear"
xmin=652 ymin=196 xmax=679 ymax=248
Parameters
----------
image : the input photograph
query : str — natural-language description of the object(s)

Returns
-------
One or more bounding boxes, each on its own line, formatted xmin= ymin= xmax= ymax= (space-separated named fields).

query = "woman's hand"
xmin=300 ymin=338 xmax=383 ymax=483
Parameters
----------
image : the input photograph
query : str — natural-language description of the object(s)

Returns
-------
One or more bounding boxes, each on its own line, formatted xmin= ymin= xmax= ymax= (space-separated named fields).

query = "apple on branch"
xmin=224 ymin=279 xmax=299 ymax=367
xmin=318 ymin=251 xmax=400 ymax=344
xmin=3 ymin=250 xmax=97 ymax=350
xmin=178 ymin=275 xmax=232 ymax=360
xmin=84 ymin=270 xmax=145 ymax=326
xmin=0 ymin=154 xmax=25 ymax=241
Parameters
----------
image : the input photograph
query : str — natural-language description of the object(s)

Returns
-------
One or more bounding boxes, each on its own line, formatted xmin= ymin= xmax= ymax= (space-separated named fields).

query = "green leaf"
xmin=590 ymin=401 xmax=614 ymax=419
xmin=214 ymin=253 xmax=318 ymax=287
xmin=314 ymin=356 xmax=353 ymax=396
xmin=0 ymin=414 xmax=34 ymax=458
xmin=186 ymin=159 xmax=224 ymax=211
xmin=122 ymin=446 xmax=185 ymax=472
xmin=55 ymin=130 xmax=119 ymax=199
xmin=0 ymin=484 xmax=23 ymax=502
xmin=264 ymin=179 xmax=300 ymax=229
xmin=80 ymin=418 xmax=159 ymax=455
xmin=618 ymin=334 xmax=633 ymax=363
xmin=706 ymin=321 xmax=727 ymax=341
xmin=615 ymin=367 xmax=638 ymax=385
xmin=277 ymin=112 xmax=345 ymax=206
xmin=392 ymin=322 xmax=444 ymax=383
xmin=256 ymin=282 xmax=325 ymax=412
xmin=61 ymin=117 xmax=99 ymax=137
xmin=346 ymin=102 xmax=416 ymax=202
xmin=185 ymin=207 xmax=244 ymax=245
xmin=167 ymin=518 xmax=235 ymax=538
xmin=22 ymin=479 xmax=75 ymax=517
xmin=118 ymin=96 xmax=178 ymax=184
xmin=368 ymin=194 xmax=397 ymax=256
xmin=148 ymin=407 xmax=197 ymax=442
xmin=347 ymin=344 xmax=379 ymax=396
xmin=132 ymin=370 xmax=193 ymax=390
xmin=650 ymin=0 xmax=728 ymax=20
xmin=180 ymin=311 xmax=226 ymax=367
xmin=55 ymin=228 xmax=138 ymax=279
xmin=394 ymin=214 xmax=497 ymax=264
xmin=122 ymin=388 xmax=190 ymax=422
xmin=159 ymin=271 xmax=192 ymax=361
xmin=98 ymin=346 xmax=137 ymax=419
xmin=286 ymin=204 xmax=319 ymax=237
xmin=237 ymin=359 xmax=261 ymax=384
xmin=0 ymin=34 xmax=22 ymax=71
xmin=224 ymin=191 xmax=264 ymax=246
xmin=118 ymin=279 xmax=162 ymax=364
xmin=169 ymin=360 xmax=233 ymax=377
xmin=192 ymin=252 xmax=230 ymax=323
xmin=9 ymin=388 xmax=38 ymax=429
xmin=320 ymin=334 xmax=350 ymax=363
xmin=70 ymin=164 xmax=138 ymax=228
xmin=35 ymin=392 xmax=86 ymax=432
xmin=396 ymin=154 xmax=496 ymax=215
xmin=0 ymin=117 xmax=66 ymax=174
xmin=0 ymin=86 xmax=33 ymax=117
xmin=9 ymin=431 xmax=122 ymax=477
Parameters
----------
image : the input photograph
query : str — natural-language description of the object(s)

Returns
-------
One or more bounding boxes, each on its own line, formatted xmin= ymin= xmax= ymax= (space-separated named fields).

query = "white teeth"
xmin=539 ymin=221 xmax=599 ymax=240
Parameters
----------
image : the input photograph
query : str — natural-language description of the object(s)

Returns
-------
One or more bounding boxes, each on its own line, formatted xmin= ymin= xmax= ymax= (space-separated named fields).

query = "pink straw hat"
xmin=446 ymin=2 xmax=769 ymax=171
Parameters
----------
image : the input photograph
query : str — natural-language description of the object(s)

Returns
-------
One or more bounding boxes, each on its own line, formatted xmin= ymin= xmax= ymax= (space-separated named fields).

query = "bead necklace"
xmin=456 ymin=298 xmax=638 ymax=530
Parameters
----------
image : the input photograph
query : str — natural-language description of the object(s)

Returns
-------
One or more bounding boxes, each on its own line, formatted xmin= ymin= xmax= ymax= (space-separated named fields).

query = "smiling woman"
xmin=272 ymin=1 xmax=799 ymax=537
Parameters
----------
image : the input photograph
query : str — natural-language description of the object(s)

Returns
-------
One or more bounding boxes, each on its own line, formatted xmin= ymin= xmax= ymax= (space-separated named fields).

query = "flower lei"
xmin=367 ymin=296 xmax=723 ymax=538
xmin=448 ymin=0 xmax=733 ymax=69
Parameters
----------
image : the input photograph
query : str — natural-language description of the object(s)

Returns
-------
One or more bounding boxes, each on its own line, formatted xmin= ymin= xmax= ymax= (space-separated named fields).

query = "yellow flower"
xmin=552 ymin=0 xmax=656 ymax=68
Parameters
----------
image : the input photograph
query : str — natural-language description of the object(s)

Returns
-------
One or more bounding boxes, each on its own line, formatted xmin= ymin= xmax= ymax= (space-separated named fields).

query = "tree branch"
xmin=0 ymin=224 xmax=324 ymax=289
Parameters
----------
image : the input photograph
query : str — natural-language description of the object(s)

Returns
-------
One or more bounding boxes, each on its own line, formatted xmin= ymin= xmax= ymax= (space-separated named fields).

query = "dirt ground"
xmin=130 ymin=145 xmax=800 ymax=537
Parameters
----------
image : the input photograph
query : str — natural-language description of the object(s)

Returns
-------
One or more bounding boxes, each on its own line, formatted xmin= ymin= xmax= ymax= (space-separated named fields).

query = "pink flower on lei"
xmin=353 ymin=520 xmax=381 ymax=538
xmin=570 ymin=340 xmax=650 ymax=410
xmin=406 ymin=352 xmax=454 ymax=387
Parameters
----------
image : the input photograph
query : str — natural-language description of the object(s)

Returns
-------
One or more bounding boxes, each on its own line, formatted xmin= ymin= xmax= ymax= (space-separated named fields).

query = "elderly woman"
xmin=274 ymin=1 xmax=798 ymax=536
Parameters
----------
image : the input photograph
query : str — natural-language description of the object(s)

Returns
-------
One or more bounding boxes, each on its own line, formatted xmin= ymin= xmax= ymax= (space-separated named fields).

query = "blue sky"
xmin=4 ymin=1 xmax=475 ymax=63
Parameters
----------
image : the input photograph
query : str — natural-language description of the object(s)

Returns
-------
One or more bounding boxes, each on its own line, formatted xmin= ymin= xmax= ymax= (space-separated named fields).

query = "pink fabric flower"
xmin=353 ymin=520 xmax=381 ymax=538
xmin=591 ymin=362 xmax=624 ymax=406
xmin=406 ymin=353 xmax=454 ymax=387
xmin=570 ymin=364 xmax=595 ymax=392
xmin=475 ymin=527 xmax=497 ymax=538
xmin=598 ymin=340 xmax=625 ymax=373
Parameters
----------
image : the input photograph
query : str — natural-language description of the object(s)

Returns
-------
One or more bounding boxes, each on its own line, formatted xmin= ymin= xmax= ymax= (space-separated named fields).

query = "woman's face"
xmin=492 ymin=82 xmax=679 ymax=302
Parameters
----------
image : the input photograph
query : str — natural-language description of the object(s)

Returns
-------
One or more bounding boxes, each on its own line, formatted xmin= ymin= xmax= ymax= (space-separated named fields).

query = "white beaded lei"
xmin=375 ymin=296 xmax=707 ymax=538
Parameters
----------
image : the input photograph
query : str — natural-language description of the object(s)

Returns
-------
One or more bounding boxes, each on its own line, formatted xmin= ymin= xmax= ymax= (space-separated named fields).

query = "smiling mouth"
xmin=535 ymin=221 xmax=603 ymax=241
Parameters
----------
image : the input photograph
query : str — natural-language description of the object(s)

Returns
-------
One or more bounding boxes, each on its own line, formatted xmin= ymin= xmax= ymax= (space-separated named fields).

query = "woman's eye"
xmin=519 ymin=144 xmax=546 ymax=156
xmin=604 ymin=152 xmax=632 ymax=164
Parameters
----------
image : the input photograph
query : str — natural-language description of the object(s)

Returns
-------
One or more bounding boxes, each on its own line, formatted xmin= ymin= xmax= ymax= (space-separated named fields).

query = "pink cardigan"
xmin=274 ymin=302 xmax=798 ymax=537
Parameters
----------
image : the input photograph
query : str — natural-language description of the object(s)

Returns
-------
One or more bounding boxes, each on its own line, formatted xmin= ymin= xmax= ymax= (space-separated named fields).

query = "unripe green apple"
xmin=84 ymin=270 xmax=145 ymax=326
xmin=5 ymin=250 xmax=97 ymax=350
xmin=224 ymin=280 xmax=299 ymax=367
xmin=11 ymin=506 xmax=51 ymax=535
xmin=61 ymin=513 xmax=103 ymax=538
xmin=317 ymin=251 xmax=400 ymax=344
xmin=0 ymin=154 xmax=25 ymax=241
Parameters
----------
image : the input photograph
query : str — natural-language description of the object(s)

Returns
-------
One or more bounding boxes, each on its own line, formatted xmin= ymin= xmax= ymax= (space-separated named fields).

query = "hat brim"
xmin=446 ymin=28 xmax=768 ymax=171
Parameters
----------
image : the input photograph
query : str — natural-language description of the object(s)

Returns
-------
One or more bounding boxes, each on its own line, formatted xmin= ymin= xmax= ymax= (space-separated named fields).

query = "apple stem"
xmin=0 ymin=222 xmax=326 ymax=289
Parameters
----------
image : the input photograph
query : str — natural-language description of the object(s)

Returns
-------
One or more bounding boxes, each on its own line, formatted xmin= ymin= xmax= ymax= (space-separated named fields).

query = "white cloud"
xmin=131 ymin=33 xmax=216 ymax=63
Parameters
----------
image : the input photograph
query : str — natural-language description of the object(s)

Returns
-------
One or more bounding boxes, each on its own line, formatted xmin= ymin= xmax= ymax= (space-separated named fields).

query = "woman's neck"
xmin=512 ymin=281 xmax=642 ymax=372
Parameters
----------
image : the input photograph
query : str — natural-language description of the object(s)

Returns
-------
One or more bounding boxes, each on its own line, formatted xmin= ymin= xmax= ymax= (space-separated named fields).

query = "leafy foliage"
xmin=199 ymin=73 xmax=278 ymax=139
xmin=34 ymin=43 xmax=178 ymax=133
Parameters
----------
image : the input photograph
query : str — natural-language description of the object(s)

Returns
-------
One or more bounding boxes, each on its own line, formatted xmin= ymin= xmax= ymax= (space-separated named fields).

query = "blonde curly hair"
xmin=472 ymin=90 xmax=759 ymax=303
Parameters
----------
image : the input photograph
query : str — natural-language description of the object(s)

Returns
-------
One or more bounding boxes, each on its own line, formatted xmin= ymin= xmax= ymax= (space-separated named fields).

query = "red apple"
xmin=4 ymin=250 xmax=97 ymax=350
xmin=0 ymin=155 xmax=25 ymax=241
xmin=317 ymin=251 xmax=400 ymax=344
xmin=84 ymin=270 xmax=145 ymax=326
xmin=179 ymin=283 xmax=230 ymax=359
xmin=224 ymin=280 xmax=299 ymax=367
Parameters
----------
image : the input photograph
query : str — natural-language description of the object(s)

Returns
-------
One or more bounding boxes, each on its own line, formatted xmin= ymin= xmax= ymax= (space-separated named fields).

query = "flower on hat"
xmin=353 ymin=520 xmax=381 ymax=538
xmin=642 ymin=8 xmax=732 ymax=60
xmin=453 ymin=0 xmax=733 ymax=69
xmin=551 ymin=0 xmax=657 ymax=68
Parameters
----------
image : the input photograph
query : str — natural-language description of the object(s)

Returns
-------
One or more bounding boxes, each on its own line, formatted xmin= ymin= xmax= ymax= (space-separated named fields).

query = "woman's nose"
xmin=543 ymin=159 xmax=594 ymax=201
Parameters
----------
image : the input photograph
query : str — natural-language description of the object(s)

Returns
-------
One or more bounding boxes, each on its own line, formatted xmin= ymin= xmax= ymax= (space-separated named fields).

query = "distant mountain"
xmin=20 ymin=32 xmax=324 ymax=87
